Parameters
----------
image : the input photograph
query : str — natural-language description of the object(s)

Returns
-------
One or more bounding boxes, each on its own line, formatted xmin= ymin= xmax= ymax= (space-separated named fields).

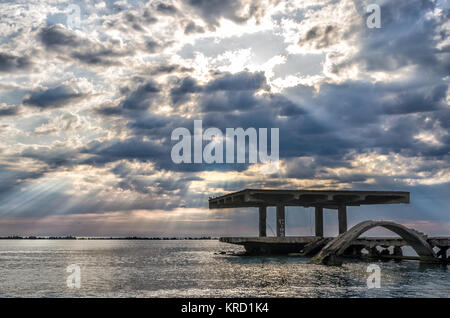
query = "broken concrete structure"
xmin=210 ymin=189 xmax=449 ymax=264
xmin=209 ymin=189 xmax=410 ymax=238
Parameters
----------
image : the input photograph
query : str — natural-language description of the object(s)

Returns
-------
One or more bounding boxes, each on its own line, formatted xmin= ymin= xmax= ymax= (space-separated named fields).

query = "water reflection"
xmin=0 ymin=240 xmax=448 ymax=297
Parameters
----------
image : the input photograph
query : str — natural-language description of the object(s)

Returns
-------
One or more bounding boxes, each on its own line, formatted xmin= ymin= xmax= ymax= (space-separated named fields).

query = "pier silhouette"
xmin=210 ymin=189 xmax=449 ymax=265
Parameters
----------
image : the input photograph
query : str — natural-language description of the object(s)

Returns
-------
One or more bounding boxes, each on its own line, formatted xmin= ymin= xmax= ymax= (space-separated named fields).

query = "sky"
xmin=0 ymin=0 xmax=449 ymax=237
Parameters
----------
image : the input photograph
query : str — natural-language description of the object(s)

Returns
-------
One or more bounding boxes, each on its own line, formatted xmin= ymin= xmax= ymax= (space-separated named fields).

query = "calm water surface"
xmin=0 ymin=240 xmax=448 ymax=297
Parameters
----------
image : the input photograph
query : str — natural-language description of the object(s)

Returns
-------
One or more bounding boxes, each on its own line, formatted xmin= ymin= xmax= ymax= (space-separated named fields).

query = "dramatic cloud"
xmin=39 ymin=24 xmax=130 ymax=65
xmin=0 ymin=0 xmax=449 ymax=236
xmin=23 ymin=85 xmax=87 ymax=109
xmin=0 ymin=105 xmax=19 ymax=116
xmin=184 ymin=0 xmax=275 ymax=28
xmin=39 ymin=24 xmax=81 ymax=48
xmin=0 ymin=52 xmax=32 ymax=72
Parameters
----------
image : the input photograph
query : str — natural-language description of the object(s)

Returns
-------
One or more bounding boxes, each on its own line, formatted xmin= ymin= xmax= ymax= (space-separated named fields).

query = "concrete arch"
xmin=311 ymin=220 xmax=438 ymax=265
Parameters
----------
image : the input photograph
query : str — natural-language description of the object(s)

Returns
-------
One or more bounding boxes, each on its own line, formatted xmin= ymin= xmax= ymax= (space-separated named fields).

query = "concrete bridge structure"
xmin=309 ymin=220 xmax=440 ymax=265
xmin=209 ymin=189 xmax=449 ymax=265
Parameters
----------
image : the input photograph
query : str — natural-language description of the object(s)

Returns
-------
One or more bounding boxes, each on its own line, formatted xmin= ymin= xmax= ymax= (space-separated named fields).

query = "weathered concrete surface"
xmin=209 ymin=189 xmax=409 ymax=209
xmin=310 ymin=221 xmax=439 ymax=265
xmin=276 ymin=205 xmax=285 ymax=237
xmin=220 ymin=236 xmax=320 ymax=254
xmin=258 ymin=206 xmax=266 ymax=237
xmin=338 ymin=206 xmax=347 ymax=234
xmin=220 ymin=237 xmax=321 ymax=244
xmin=315 ymin=207 xmax=324 ymax=237
xmin=220 ymin=235 xmax=449 ymax=261
xmin=298 ymin=237 xmax=329 ymax=256
xmin=219 ymin=236 xmax=449 ymax=246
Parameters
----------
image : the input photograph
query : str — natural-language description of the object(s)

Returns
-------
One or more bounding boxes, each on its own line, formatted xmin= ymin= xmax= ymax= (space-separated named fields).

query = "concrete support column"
xmin=368 ymin=247 xmax=379 ymax=258
xmin=437 ymin=246 xmax=448 ymax=259
xmin=338 ymin=205 xmax=347 ymax=234
xmin=393 ymin=246 xmax=403 ymax=256
xmin=315 ymin=207 xmax=324 ymax=237
xmin=258 ymin=206 xmax=267 ymax=237
xmin=276 ymin=204 xmax=285 ymax=237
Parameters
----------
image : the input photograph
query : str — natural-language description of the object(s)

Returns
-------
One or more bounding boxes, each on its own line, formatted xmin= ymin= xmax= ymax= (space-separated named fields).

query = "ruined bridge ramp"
xmin=310 ymin=220 xmax=439 ymax=265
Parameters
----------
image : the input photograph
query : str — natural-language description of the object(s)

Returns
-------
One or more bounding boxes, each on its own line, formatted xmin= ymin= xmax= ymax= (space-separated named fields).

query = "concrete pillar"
xmin=338 ymin=205 xmax=347 ymax=234
xmin=393 ymin=246 xmax=403 ymax=256
xmin=437 ymin=246 xmax=448 ymax=259
xmin=368 ymin=247 xmax=379 ymax=258
xmin=315 ymin=207 xmax=324 ymax=237
xmin=276 ymin=204 xmax=285 ymax=237
xmin=258 ymin=206 xmax=267 ymax=237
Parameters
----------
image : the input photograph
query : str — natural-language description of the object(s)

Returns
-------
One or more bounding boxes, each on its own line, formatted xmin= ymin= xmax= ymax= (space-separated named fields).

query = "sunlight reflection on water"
xmin=0 ymin=240 xmax=448 ymax=297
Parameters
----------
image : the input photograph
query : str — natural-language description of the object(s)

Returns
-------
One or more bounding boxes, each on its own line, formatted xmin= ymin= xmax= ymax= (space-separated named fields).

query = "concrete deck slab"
xmin=209 ymin=189 xmax=409 ymax=209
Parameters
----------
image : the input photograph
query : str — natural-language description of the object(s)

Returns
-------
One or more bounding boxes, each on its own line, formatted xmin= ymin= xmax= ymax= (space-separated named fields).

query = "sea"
xmin=0 ymin=239 xmax=448 ymax=297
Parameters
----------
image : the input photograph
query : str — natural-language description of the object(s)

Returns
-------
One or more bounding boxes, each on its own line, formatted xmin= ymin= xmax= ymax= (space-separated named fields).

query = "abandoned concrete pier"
xmin=209 ymin=189 xmax=450 ymax=265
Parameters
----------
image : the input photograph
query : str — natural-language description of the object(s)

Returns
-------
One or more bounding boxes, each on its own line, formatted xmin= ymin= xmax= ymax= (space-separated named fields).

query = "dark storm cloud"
xmin=92 ymin=97 xmax=298 ymax=173
xmin=205 ymin=71 xmax=268 ymax=92
xmin=82 ymin=135 xmax=252 ymax=173
xmin=122 ymin=71 xmax=330 ymax=167
xmin=39 ymin=24 xmax=81 ymax=48
xmin=38 ymin=24 xmax=129 ymax=66
xmin=185 ymin=0 xmax=244 ymax=26
xmin=303 ymin=81 xmax=447 ymax=124
xmin=199 ymin=72 xmax=305 ymax=115
xmin=184 ymin=21 xmax=205 ymax=34
xmin=0 ymin=52 xmax=32 ymax=72
xmin=128 ymin=112 xmax=179 ymax=136
xmin=380 ymin=84 xmax=448 ymax=115
xmin=146 ymin=64 xmax=193 ymax=75
xmin=194 ymin=71 xmax=271 ymax=112
xmin=332 ymin=0 xmax=450 ymax=77
xmin=97 ymin=80 xmax=161 ymax=116
xmin=23 ymin=85 xmax=86 ymax=109
xmin=199 ymin=89 xmax=303 ymax=114
xmin=145 ymin=39 xmax=162 ymax=53
xmin=284 ymin=79 xmax=449 ymax=161
xmin=298 ymin=24 xmax=339 ymax=49
xmin=81 ymin=137 xmax=167 ymax=163
xmin=155 ymin=2 xmax=179 ymax=14
xmin=170 ymin=76 xmax=202 ymax=104
xmin=432 ymin=108 xmax=450 ymax=130
xmin=21 ymin=146 xmax=78 ymax=168
xmin=121 ymin=81 xmax=160 ymax=110
xmin=124 ymin=12 xmax=145 ymax=31
xmin=70 ymin=49 xmax=124 ymax=66
xmin=200 ymin=90 xmax=261 ymax=112
xmin=1 ymin=0 xmax=449 ymax=223
xmin=169 ymin=71 xmax=268 ymax=106
xmin=80 ymin=130 xmax=231 ymax=174
xmin=95 ymin=105 xmax=124 ymax=116
xmin=0 ymin=105 xmax=19 ymax=116
xmin=122 ymin=8 xmax=159 ymax=27
xmin=79 ymin=120 xmax=221 ymax=172
xmin=185 ymin=0 xmax=273 ymax=28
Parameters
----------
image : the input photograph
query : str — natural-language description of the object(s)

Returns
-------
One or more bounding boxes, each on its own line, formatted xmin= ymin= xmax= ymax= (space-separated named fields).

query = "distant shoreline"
xmin=0 ymin=236 xmax=217 ymax=240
